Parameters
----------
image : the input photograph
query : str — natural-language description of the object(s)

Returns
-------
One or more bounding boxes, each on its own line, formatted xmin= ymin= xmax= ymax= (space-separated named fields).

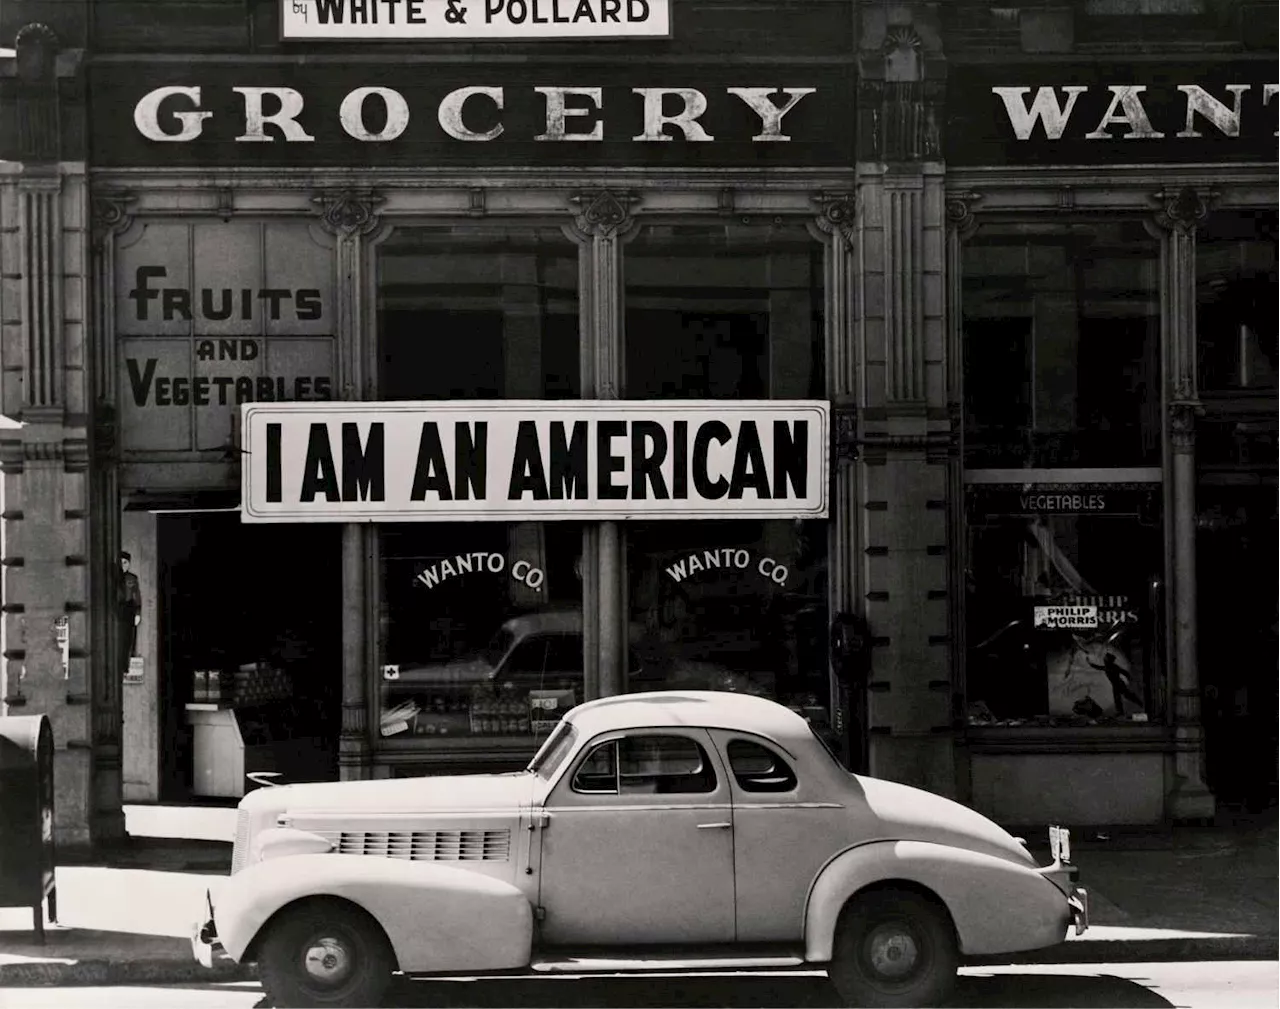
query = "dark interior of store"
xmin=157 ymin=513 xmax=343 ymax=802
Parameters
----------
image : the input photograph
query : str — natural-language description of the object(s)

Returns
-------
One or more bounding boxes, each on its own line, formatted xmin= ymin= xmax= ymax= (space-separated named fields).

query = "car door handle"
xmin=696 ymin=821 xmax=732 ymax=830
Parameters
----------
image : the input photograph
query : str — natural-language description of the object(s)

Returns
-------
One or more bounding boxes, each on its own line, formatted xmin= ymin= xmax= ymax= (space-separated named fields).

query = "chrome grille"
xmin=230 ymin=809 xmax=251 ymax=875
xmin=317 ymin=828 xmax=511 ymax=862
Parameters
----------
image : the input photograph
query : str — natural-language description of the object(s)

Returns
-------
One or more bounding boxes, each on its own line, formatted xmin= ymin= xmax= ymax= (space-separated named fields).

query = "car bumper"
xmin=191 ymin=890 xmax=226 ymax=969
xmin=1068 ymin=886 xmax=1089 ymax=936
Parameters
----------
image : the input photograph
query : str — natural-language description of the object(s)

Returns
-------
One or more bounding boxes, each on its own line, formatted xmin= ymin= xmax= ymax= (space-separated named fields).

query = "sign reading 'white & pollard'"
xmin=241 ymin=401 xmax=829 ymax=523
xmin=281 ymin=0 xmax=671 ymax=40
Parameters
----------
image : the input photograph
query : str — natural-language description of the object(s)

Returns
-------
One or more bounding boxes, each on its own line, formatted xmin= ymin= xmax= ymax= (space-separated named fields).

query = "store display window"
xmin=375 ymin=225 xmax=583 ymax=742
xmin=963 ymin=493 xmax=1166 ymax=727
xmin=622 ymin=220 xmax=829 ymax=726
xmin=1196 ymin=210 xmax=1278 ymax=395
xmin=962 ymin=220 xmax=1160 ymax=469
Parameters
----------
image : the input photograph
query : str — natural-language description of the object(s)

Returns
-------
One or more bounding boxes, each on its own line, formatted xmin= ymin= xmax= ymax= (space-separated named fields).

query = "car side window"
xmin=572 ymin=735 xmax=717 ymax=795
xmin=726 ymin=739 xmax=798 ymax=793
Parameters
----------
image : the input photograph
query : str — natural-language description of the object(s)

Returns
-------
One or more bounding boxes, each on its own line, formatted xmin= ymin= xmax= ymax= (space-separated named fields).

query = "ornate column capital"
xmin=945 ymin=190 xmax=982 ymax=239
xmin=90 ymin=191 xmax=137 ymax=249
xmin=1170 ymin=396 xmax=1204 ymax=452
xmin=312 ymin=190 xmax=385 ymax=238
xmin=566 ymin=190 xmax=641 ymax=240
xmin=1150 ymin=185 xmax=1215 ymax=235
xmin=811 ymin=191 xmax=857 ymax=245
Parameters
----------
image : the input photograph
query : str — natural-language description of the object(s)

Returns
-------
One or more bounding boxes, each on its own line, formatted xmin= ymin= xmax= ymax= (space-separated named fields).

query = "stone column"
xmin=1150 ymin=186 xmax=1216 ymax=822
xmin=944 ymin=191 xmax=980 ymax=802
xmin=811 ymin=193 xmax=862 ymax=766
xmin=855 ymin=6 xmax=955 ymax=796
xmin=1 ymin=23 xmax=99 ymax=848
xmin=565 ymin=191 xmax=639 ymax=700
xmin=312 ymin=190 xmax=385 ymax=781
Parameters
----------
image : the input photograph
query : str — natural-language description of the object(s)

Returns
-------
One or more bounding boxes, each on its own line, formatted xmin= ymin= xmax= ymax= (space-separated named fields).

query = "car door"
xmin=537 ymin=729 xmax=736 ymax=946
xmin=709 ymin=729 xmax=850 ymax=943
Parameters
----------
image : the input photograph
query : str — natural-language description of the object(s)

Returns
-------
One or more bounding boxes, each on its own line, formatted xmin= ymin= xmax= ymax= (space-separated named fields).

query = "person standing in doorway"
xmin=118 ymin=550 xmax=142 ymax=674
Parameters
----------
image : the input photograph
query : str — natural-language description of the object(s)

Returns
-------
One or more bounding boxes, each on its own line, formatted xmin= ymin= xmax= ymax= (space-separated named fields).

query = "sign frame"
xmin=240 ymin=399 xmax=830 ymax=524
xmin=279 ymin=0 xmax=674 ymax=42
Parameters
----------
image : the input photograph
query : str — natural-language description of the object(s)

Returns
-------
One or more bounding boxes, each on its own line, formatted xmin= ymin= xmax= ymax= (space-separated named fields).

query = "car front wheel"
xmin=827 ymin=887 xmax=959 ymax=1008
xmin=256 ymin=898 xmax=395 ymax=1009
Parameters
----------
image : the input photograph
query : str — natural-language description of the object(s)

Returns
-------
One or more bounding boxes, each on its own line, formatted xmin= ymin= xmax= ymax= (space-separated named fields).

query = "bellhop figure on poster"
xmin=118 ymin=551 xmax=142 ymax=674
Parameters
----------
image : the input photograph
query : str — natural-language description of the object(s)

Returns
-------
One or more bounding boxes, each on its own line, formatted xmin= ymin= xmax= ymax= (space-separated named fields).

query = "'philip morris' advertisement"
xmin=115 ymin=221 xmax=337 ymax=454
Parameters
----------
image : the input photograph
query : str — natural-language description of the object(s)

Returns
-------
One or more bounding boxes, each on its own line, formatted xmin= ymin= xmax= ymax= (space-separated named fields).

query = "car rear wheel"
xmin=257 ymin=898 xmax=395 ymax=1009
xmin=827 ymin=887 xmax=959 ymax=1008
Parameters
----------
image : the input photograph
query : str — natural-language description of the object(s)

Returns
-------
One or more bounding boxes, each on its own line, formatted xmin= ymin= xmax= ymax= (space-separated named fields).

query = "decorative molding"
xmin=215 ymin=187 xmax=235 ymax=221
xmin=811 ymin=191 xmax=857 ymax=245
xmin=13 ymin=23 xmax=61 ymax=162
xmin=1151 ymin=185 xmax=1215 ymax=235
xmin=882 ymin=26 xmax=923 ymax=57
xmin=944 ymin=190 xmax=982 ymax=238
xmin=340 ymin=700 xmax=368 ymax=737
xmin=90 ymin=191 xmax=137 ymax=248
xmin=885 ymin=184 xmax=925 ymax=403
xmin=567 ymin=189 xmax=641 ymax=240
xmin=468 ymin=188 xmax=486 ymax=216
xmin=832 ymin=400 xmax=858 ymax=461
xmin=1169 ymin=399 xmax=1203 ymax=452
xmin=312 ymin=190 xmax=385 ymax=237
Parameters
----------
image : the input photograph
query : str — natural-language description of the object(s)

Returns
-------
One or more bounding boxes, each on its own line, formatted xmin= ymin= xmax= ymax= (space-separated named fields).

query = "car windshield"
xmin=481 ymin=627 xmax=516 ymax=668
xmin=527 ymin=720 xmax=578 ymax=779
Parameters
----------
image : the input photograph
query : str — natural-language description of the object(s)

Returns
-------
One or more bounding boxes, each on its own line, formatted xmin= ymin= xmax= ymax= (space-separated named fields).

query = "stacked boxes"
xmin=191 ymin=663 xmax=292 ymax=706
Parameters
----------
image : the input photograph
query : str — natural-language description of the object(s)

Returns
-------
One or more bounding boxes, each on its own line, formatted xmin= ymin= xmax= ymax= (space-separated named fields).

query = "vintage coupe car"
xmin=194 ymin=691 xmax=1087 ymax=1008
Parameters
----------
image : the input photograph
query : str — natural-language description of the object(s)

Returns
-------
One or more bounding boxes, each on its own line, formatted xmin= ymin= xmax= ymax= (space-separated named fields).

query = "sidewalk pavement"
xmin=1 ymin=809 xmax=1275 ymax=988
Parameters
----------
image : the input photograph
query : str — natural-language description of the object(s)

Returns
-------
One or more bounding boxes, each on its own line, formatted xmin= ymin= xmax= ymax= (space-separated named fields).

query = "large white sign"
xmin=281 ymin=0 xmax=671 ymax=40
xmin=241 ymin=400 xmax=829 ymax=523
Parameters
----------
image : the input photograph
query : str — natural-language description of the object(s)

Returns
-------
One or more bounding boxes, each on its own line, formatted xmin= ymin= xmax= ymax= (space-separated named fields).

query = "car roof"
xmin=501 ymin=610 xmax=582 ymax=638
xmin=566 ymin=690 xmax=815 ymax=745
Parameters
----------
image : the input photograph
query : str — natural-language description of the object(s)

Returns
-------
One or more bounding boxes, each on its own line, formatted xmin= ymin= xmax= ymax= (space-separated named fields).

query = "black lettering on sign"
xmin=597 ymin=420 xmax=627 ymax=500
xmin=266 ymin=423 xmax=282 ymax=502
xmin=773 ymin=419 xmax=807 ymax=499
xmin=509 ymin=421 xmax=550 ymax=500
xmin=728 ymin=420 xmax=770 ymax=500
xmin=342 ymin=422 xmax=385 ymax=502
xmin=123 ymin=358 xmax=334 ymax=407
xmin=300 ymin=424 xmax=341 ymax=502
xmin=672 ymin=420 xmax=688 ymax=499
xmin=195 ymin=339 xmax=261 ymax=362
xmin=410 ymin=422 xmax=452 ymax=501
xmin=692 ymin=421 xmax=731 ymax=500
xmin=549 ymin=421 xmax=588 ymax=500
xmin=125 ymin=265 xmax=324 ymax=322
xmin=631 ymin=420 xmax=669 ymax=500
xmin=455 ymin=421 xmax=487 ymax=500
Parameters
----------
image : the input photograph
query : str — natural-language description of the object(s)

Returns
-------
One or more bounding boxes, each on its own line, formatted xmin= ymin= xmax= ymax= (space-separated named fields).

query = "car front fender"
xmin=214 ymin=852 xmax=533 ymax=973
xmin=804 ymin=840 xmax=1071 ymax=961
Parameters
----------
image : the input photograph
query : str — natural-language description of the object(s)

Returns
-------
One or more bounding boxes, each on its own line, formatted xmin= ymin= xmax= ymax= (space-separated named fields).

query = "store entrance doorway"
xmin=1197 ymin=484 xmax=1278 ymax=813
xmin=157 ymin=514 xmax=343 ymax=803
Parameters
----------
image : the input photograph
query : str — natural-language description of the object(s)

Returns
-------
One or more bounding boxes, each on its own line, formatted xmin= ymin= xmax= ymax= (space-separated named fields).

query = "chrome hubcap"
xmin=303 ymin=936 xmax=353 ymax=985
xmin=866 ymin=925 xmax=920 ymax=979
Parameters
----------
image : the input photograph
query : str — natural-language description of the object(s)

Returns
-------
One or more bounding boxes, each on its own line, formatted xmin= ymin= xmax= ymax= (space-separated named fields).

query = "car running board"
xmin=531 ymin=953 xmax=808 ymax=973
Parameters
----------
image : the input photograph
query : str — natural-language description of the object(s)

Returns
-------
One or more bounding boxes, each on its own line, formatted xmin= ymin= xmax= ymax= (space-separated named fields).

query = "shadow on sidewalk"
xmin=378 ymin=972 xmax=1174 ymax=1008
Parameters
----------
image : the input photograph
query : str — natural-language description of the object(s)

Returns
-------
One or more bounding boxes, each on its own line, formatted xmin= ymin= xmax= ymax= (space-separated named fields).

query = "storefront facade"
xmin=0 ymin=0 xmax=1273 ymax=847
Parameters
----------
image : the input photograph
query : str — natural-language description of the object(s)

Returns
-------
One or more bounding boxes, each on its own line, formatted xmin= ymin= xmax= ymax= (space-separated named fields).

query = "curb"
xmin=968 ymin=933 xmax=1280 ymax=966
xmin=0 ymin=959 xmax=254 ymax=987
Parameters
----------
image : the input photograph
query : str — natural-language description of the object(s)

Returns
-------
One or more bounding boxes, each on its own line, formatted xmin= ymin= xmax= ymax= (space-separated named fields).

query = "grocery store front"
xmin=100 ymin=43 xmax=860 ymax=796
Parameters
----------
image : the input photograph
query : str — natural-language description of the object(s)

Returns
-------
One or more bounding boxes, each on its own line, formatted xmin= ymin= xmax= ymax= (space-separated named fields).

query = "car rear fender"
xmin=803 ymin=840 xmax=1070 ymax=960
xmin=215 ymin=852 xmax=533 ymax=972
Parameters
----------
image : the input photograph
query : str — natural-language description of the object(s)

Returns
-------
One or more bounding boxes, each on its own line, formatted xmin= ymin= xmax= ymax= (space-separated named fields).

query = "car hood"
xmin=239 ymin=770 xmax=534 ymax=819
xmin=854 ymin=775 xmax=1036 ymax=867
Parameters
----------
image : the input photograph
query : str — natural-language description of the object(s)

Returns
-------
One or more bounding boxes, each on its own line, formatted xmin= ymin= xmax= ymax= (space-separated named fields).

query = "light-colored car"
xmin=194 ymin=691 xmax=1087 ymax=1008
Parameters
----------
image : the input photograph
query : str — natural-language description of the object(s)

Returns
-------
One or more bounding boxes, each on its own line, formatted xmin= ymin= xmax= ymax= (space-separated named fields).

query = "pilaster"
xmin=855 ymin=2 xmax=954 ymax=797
xmin=312 ymin=189 xmax=385 ymax=780
xmin=0 ymin=23 xmax=96 ymax=847
xmin=564 ymin=190 xmax=639 ymax=700
xmin=1150 ymin=186 xmax=1216 ymax=822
